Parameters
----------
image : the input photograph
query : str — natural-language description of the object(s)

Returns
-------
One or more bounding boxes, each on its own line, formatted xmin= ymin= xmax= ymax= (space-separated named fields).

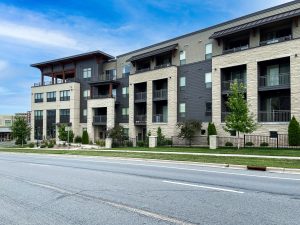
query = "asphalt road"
xmin=0 ymin=153 xmax=299 ymax=225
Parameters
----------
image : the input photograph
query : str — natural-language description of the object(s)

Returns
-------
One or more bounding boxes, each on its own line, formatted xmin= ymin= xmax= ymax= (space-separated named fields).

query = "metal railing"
xmin=33 ymin=78 xmax=79 ymax=87
xmin=136 ymin=68 xmax=151 ymax=74
xmin=135 ymin=92 xmax=147 ymax=102
xmin=223 ymin=45 xmax=249 ymax=54
xmin=154 ymin=63 xmax=172 ymax=70
xmin=99 ymin=74 xmax=116 ymax=81
xmin=153 ymin=89 xmax=167 ymax=100
xmin=135 ymin=115 xmax=146 ymax=124
xmin=260 ymin=35 xmax=292 ymax=46
xmin=258 ymin=110 xmax=290 ymax=122
xmin=153 ymin=114 xmax=167 ymax=123
xmin=91 ymin=94 xmax=111 ymax=99
xmin=259 ymin=73 xmax=290 ymax=87
xmin=93 ymin=115 xmax=107 ymax=124
xmin=222 ymin=79 xmax=246 ymax=91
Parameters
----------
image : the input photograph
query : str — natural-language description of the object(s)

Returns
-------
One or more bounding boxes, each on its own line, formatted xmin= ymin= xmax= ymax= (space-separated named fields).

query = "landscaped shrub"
xmin=245 ymin=142 xmax=254 ymax=147
xmin=15 ymin=139 xmax=27 ymax=145
xmin=28 ymin=142 xmax=35 ymax=148
xmin=225 ymin=142 xmax=233 ymax=147
xmin=82 ymin=130 xmax=89 ymax=144
xmin=40 ymin=144 xmax=46 ymax=148
xmin=124 ymin=140 xmax=133 ymax=147
xmin=74 ymin=136 xmax=82 ymax=143
xmin=157 ymin=127 xmax=166 ymax=146
xmin=96 ymin=140 xmax=105 ymax=147
xmin=288 ymin=116 xmax=300 ymax=146
xmin=47 ymin=143 xmax=54 ymax=148
xmin=137 ymin=141 xmax=145 ymax=147
xmin=260 ymin=142 xmax=269 ymax=147
xmin=207 ymin=122 xmax=217 ymax=144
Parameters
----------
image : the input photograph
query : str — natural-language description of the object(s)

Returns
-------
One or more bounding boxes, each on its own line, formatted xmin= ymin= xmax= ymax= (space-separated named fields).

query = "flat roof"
xmin=31 ymin=50 xmax=114 ymax=68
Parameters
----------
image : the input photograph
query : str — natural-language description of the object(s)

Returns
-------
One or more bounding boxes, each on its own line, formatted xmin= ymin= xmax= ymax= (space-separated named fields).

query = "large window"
xmin=105 ymin=69 xmax=117 ymax=80
xmin=83 ymin=68 xmax=92 ymax=78
xmin=4 ymin=120 xmax=12 ymax=127
xmin=60 ymin=90 xmax=70 ymax=101
xmin=46 ymin=110 xmax=56 ymax=138
xmin=34 ymin=93 xmax=43 ymax=103
xmin=180 ymin=77 xmax=186 ymax=90
xmin=205 ymin=102 xmax=212 ymax=116
xmin=122 ymin=87 xmax=129 ymax=97
xmin=205 ymin=72 xmax=212 ymax=88
xmin=180 ymin=50 xmax=186 ymax=65
xmin=47 ymin=92 xmax=56 ymax=102
xmin=83 ymin=109 xmax=87 ymax=117
xmin=122 ymin=64 xmax=131 ymax=77
xmin=83 ymin=89 xmax=90 ymax=98
xmin=179 ymin=103 xmax=186 ymax=118
xmin=122 ymin=107 xmax=129 ymax=116
xmin=205 ymin=43 xmax=212 ymax=60
xmin=34 ymin=110 xmax=43 ymax=120
xmin=60 ymin=109 xmax=70 ymax=124
xmin=34 ymin=110 xmax=43 ymax=140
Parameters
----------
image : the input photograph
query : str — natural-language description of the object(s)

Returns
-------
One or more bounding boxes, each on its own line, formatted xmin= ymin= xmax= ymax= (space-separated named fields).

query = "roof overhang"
xmin=31 ymin=51 xmax=115 ymax=68
xmin=126 ymin=44 xmax=178 ymax=62
xmin=210 ymin=8 xmax=300 ymax=39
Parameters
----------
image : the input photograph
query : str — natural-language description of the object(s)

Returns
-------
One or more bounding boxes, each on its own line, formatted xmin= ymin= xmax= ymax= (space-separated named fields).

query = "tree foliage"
xmin=224 ymin=81 xmax=257 ymax=149
xmin=107 ymin=125 xmax=125 ymax=141
xmin=288 ymin=116 xmax=300 ymax=146
xmin=58 ymin=124 xmax=74 ymax=142
xmin=176 ymin=120 xmax=202 ymax=146
xmin=207 ymin=122 xmax=217 ymax=144
xmin=11 ymin=116 xmax=31 ymax=146
xmin=157 ymin=127 xmax=166 ymax=146
xmin=82 ymin=130 xmax=89 ymax=144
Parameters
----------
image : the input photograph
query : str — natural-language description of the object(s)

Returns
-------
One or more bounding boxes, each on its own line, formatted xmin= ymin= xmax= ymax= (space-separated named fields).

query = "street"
xmin=0 ymin=152 xmax=299 ymax=225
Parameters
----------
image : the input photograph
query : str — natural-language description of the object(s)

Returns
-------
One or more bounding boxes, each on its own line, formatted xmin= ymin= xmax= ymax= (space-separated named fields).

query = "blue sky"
xmin=0 ymin=0 xmax=293 ymax=114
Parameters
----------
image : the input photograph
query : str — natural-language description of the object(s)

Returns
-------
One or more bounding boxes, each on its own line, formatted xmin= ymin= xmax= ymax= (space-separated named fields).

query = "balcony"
xmin=33 ymin=78 xmax=79 ymax=87
xmin=258 ymin=110 xmax=290 ymax=122
xmin=259 ymin=73 xmax=290 ymax=90
xmin=93 ymin=115 xmax=107 ymax=125
xmin=154 ymin=63 xmax=172 ymax=70
xmin=91 ymin=94 xmax=112 ymax=99
xmin=136 ymin=68 xmax=151 ymax=74
xmin=222 ymin=79 xmax=246 ymax=92
xmin=153 ymin=89 xmax=168 ymax=101
xmin=260 ymin=35 xmax=292 ymax=46
xmin=135 ymin=92 xmax=147 ymax=103
xmin=153 ymin=114 xmax=167 ymax=123
xmin=223 ymin=45 xmax=249 ymax=54
xmin=135 ymin=115 xmax=146 ymax=125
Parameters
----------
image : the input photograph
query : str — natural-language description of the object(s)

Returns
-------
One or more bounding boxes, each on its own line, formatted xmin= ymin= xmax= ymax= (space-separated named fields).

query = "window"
xmin=122 ymin=107 xmax=129 ymax=116
xmin=4 ymin=120 xmax=12 ymax=127
xmin=34 ymin=93 xmax=43 ymax=103
xmin=205 ymin=72 xmax=212 ymax=88
xmin=201 ymin=129 xmax=206 ymax=135
xmin=60 ymin=90 xmax=70 ymax=101
xmin=83 ymin=90 xmax=90 ymax=98
xmin=123 ymin=128 xmax=129 ymax=137
xmin=122 ymin=64 xmax=131 ymax=77
xmin=105 ymin=69 xmax=117 ymax=80
xmin=205 ymin=102 xmax=212 ymax=116
xmin=230 ymin=130 xmax=237 ymax=136
xmin=180 ymin=50 xmax=186 ymax=65
xmin=47 ymin=92 xmax=56 ymax=102
xmin=270 ymin=131 xmax=278 ymax=138
xmin=60 ymin=109 xmax=70 ymax=123
xmin=83 ymin=68 xmax=92 ymax=78
xmin=34 ymin=110 xmax=43 ymax=120
xmin=205 ymin=43 xmax=212 ymax=60
xmin=180 ymin=77 xmax=186 ymax=90
xmin=83 ymin=109 xmax=87 ymax=117
xmin=122 ymin=87 xmax=129 ymax=97
xmin=179 ymin=103 xmax=186 ymax=118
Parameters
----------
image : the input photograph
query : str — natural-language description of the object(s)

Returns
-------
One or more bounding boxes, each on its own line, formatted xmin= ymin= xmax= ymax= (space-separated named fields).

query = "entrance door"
xmin=267 ymin=65 xmax=279 ymax=86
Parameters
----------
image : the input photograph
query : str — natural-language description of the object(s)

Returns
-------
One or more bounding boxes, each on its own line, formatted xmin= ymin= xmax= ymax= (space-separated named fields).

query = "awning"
xmin=210 ymin=8 xmax=300 ymax=39
xmin=0 ymin=127 xmax=12 ymax=133
xmin=127 ymin=44 xmax=178 ymax=62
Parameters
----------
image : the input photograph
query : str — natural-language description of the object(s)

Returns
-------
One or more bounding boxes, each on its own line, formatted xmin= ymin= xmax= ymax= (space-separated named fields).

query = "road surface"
xmin=0 ymin=152 xmax=299 ymax=225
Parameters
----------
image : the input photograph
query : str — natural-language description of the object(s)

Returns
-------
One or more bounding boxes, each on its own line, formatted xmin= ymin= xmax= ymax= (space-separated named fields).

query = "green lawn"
xmin=0 ymin=148 xmax=299 ymax=169
xmin=112 ymin=147 xmax=300 ymax=157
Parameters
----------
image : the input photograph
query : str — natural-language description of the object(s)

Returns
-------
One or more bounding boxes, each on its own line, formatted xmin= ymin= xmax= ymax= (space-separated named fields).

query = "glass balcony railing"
xmin=260 ymin=35 xmax=292 ymax=46
xmin=93 ymin=115 xmax=107 ymax=124
xmin=259 ymin=73 xmax=290 ymax=88
xmin=223 ymin=45 xmax=249 ymax=54
xmin=153 ymin=89 xmax=168 ymax=100
xmin=153 ymin=114 xmax=167 ymax=123
xmin=222 ymin=79 xmax=246 ymax=91
xmin=135 ymin=92 xmax=147 ymax=102
xmin=135 ymin=115 xmax=147 ymax=124
xmin=258 ymin=110 xmax=290 ymax=122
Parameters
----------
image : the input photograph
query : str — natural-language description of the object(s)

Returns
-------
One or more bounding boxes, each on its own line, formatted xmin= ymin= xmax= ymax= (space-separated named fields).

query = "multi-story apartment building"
xmin=31 ymin=1 xmax=300 ymax=142
xmin=0 ymin=115 xmax=14 ymax=141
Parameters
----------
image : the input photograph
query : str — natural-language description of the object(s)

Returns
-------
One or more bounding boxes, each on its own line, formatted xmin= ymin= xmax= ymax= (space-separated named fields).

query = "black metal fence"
xmin=112 ymin=138 xmax=136 ymax=148
xmin=243 ymin=134 xmax=294 ymax=149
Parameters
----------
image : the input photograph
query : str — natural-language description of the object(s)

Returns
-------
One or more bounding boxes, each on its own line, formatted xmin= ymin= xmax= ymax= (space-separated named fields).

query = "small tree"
xmin=58 ymin=124 xmax=74 ymax=143
xmin=224 ymin=81 xmax=257 ymax=149
xmin=11 ymin=116 xmax=31 ymax=147
xmin=288 ymin=116 xmax=300 ymax=146
xmin=176 ymin=120 xmax=202 ymax=146
xmin=82 ymin=130 xmax=89 ymax=144
xmin=107 ymin=125 xmax=125 ymax=142
xmin=157 ymin=127 xmax=166 ymax=146
xmin=207 ymin=122 xmax=217 ymax=144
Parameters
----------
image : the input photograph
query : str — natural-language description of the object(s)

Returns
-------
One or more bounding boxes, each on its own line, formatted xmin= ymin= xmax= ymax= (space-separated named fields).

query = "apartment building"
xmin=31 ymin=1 xmax=300 ymax=141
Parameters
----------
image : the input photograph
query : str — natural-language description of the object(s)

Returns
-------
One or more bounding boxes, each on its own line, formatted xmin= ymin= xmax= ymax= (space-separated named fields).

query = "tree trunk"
xmin=237 ymin=131 xmax=240 ymax=150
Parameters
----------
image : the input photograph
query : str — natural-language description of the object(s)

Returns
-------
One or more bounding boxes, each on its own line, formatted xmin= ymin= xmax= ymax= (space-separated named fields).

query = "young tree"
xmin=58 ymin=124 xmax=74 ymax=143
xmin=176 ymin=120 xmax=202 ymax=146
xmin=224 ymin=81 xmax=257 ymax=149
xmin=107 ymin=125 xmax=125 ymax=142
xmin=157 ymin=127 xmax=166 ymax=146
xmin=207 ymin=122 xmax=217 ymax=144
xmin=11 ymin=116 xmax=31 ymax=147
xmin=82 ymin=130 xmax=89 ymax=144
xmin=288 ymin=116 xmax=300 ymax=146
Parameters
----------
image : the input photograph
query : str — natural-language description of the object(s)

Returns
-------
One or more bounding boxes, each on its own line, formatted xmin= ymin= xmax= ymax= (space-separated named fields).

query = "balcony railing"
xmin=136 ymin=68 xmax=151 ymax=74
xmin=47 ymin=98 xmax=56 ymax=102
xmin=223 ymin=45 xmax=249 ymax=54
xmin=135 ymin=115 xmax=147 ymax=125
xmin=93 ymin=115 xmax=107 ymax=124
xmin=91 ymin=94 xmax=112 ymax=99
xmin=258 ymin=110 xmax=291 ymax=122
xmin=99 ymin=74 xmax=116 ymax=81
xmin=259 ymin=73 xmax=290 ymax=88
xmin=153 ymin=89 xmax=168 ymax=100
xmin=222 ymin=79 xmax=246 ymax=91
xmin=33 ymin=78 xmax=79 ymax=87
xmin=154 ymin=63 xmax=172 ymax=70
xmin=153 ymin=114 xmax=167 ymax=123
xmin=260 ymin=35 xmax=292 ymax=46
xmin=135 ymin=92 xmax=147 ymax=102
xmin=34 ymin=99 xmax=43 ymax=103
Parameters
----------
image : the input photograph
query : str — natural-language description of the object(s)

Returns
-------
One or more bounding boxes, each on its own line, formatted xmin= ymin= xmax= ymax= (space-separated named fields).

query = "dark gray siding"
xmin=116 ymin=77 xmax=129 ymax=124
xmin=178 ymin=60 xmax=212 ymax=122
